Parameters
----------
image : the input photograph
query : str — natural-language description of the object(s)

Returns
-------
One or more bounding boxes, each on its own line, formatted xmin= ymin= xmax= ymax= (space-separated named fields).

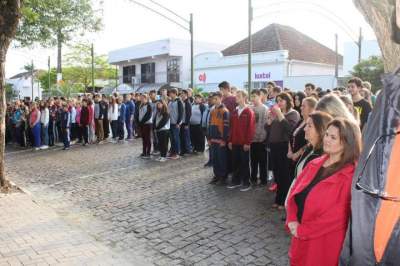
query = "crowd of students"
xmin=6 ymin=76 xmax=375 ymax=265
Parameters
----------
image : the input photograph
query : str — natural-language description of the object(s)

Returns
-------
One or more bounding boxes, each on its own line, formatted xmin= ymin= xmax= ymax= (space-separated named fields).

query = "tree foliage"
xmin=16 ymin=0 xmax=102 ymax=47
xmin=38 ymin=42 xmax=116 ymax=92
xmin=351 ymin=56 xmax=384 ymax=93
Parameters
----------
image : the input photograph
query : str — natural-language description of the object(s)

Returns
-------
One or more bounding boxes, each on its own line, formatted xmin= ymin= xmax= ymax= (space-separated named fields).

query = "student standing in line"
xmin=94 ymin=94 xmax=104 ymax=143
xmin=124 ymin=94 xmax=135 ymax=140
xmin=80 ymin=99 xmax=90 ymax=146
xmin=250 ymin=89 xmax=268 ymax=186
xmin=190 ymin=94 xmax=206 ymax=153
xmin=117 ymin=96 xmax=126 ymax=142
xmin=179 ymin=89 xmax=193 ymax=156
xmin=101 ymin=95 xmax=110 ymax=140
xmin=202 ymin=95 xmax=215 ymax=167
xmin=29 ymin=102 xmax=41 ymax=151
xmin=208 ymin=92 xmax=230 ymax=185
xmin=167 ymin=88 xmax=183 ymax=159
xmin=149 ymin=90 xmax=159 ymax=154
xmin=138 ymin=94 xmax=153 ymax=158
xmin=61 ymin=103 xmax=71 ymax=150
xmin=88 ymin=99 xmax=95 ymax=143
xmin=154 ymin=100 xmax=170 ymax=162
xmin=227 ymin=90 xmax=255 ymax=191
xmin=69 ymin=100 xmax=77 ymax=143
xmin=40 ymin=102 xmax=49 ymax=149
xmin=75 ymin=101 xmax=82 ymax=143
xmin=108 ymin=97 xmax=119 ymax=142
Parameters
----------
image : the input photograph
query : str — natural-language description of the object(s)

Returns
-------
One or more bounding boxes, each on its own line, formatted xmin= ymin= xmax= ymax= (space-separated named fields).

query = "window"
xmin=141 ymin=63 xmax=155 ymax=83
xmin=167 ymin=59 xmax=180 ymax=83
xmin=122 ymin=65 xmax=136 ymax=84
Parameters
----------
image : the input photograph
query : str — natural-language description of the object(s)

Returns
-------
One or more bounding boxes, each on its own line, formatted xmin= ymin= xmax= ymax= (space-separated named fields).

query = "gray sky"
xmin=6 ymin=0 xmax=376 ymax=78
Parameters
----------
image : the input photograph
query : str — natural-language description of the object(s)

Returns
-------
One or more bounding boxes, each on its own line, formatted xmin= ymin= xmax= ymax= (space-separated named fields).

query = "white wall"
xmin=283 ymin=76 xmax=337 ymax=91
xmin=7 ymin=77 xmax=42 ymax=100
xmin=287 ymin=60 xmax=341 ymax=76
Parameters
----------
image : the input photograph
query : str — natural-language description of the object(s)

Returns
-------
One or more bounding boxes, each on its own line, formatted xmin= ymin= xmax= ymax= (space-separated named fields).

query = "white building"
xmin=343 ymin=40 xmax=381 ymax=75
xmin=195 ymin=24 xmax=343 ymax=92
xmin=6 ymin=71 xmax=43 ymax=100
xmin=108 ymin=38 xmax=226 ymax=92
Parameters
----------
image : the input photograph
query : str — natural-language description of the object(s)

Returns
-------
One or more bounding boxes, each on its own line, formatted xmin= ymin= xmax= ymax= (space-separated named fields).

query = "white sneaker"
xmin=34 ymin=147 xmax=40 ymax=151
xmin=40 ymin=145 xmax=49 ymax=150
xmin=158 ymin=157 xmax=167 ymax=162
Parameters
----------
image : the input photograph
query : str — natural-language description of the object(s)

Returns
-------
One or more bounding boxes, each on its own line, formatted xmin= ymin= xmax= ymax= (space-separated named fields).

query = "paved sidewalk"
xmin=0 ymin=192 xmax=152 ymax=266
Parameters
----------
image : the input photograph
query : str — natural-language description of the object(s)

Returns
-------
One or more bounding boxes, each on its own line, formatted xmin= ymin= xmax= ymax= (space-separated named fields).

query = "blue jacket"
xmin=118 ymin=103 xmax=126 ymax=123
xmin=125 ymin=100 xmax=135 ymax=120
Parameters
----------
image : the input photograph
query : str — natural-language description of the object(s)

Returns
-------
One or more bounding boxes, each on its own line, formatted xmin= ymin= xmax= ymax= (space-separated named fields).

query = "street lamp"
xmin=127 ymin=0 xmax=194 ymax=89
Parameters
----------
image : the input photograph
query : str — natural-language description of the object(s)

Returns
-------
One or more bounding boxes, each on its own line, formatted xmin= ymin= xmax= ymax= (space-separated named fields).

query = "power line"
xmin=147 ymin=0 xmax=189 ymax=23
xmin=126 ymin=0 xmax=190 ymax=31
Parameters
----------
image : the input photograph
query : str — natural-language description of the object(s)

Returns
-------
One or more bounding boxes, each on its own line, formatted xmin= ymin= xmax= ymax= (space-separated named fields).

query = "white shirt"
xmin=40 ymin=108 xmax=49 ymax=126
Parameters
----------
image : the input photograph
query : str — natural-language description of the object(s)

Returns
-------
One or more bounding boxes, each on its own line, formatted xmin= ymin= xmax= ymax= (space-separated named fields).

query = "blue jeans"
xmin=41 ymin=123 xmax=49 ymax=146
xmin=210 ymin=143 xmax=227 ymax=178
xmin=62 ymin=128 xmax=70 ymax=148
xmin=169 ymin=125 xmax=180 ymax=155
xmin=180 ymin=126 xmax=192 ymax=154
xmin=32 ymin=123 xmax=41 ymax=148
xmin=125 ymin=118 xmax=132 ymax=139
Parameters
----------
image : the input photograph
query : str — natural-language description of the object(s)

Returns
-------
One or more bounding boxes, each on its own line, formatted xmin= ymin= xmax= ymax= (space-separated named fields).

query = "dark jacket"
xmin=99 ymin=100 xmax=108 ymax=120
xmin=61 ymin=110 xmax=70 ymax=129
xmin=183 ymin=99 xmax=192 ymax=125
xmin=153 ymin=112 xmax=170 ymax=131
xmin=118 ymin=103 xmax=126 ymax=123
xmin=80 ymin=106 xmax=90 ymax=126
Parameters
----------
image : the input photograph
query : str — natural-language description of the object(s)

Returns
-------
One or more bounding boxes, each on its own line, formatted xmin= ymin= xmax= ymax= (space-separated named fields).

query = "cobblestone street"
xmin=5 ymin=141 xmax=290 ymax=265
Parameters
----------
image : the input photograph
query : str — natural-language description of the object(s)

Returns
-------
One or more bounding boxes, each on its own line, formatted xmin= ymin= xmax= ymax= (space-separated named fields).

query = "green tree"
xmin=5 ymin=84 xmax=17 ymax=102
xmin=0 ymin=0 xmax=23 ymax=188
xmin=350 ymin=56 xmax=384 ymax=93
xmin=38 ymin=68 xmax=57 ymax=91
xmin=16 ymin=0 xmax=103 ymax=75
xmin=63 ymin=42 xmax=116 ymax=90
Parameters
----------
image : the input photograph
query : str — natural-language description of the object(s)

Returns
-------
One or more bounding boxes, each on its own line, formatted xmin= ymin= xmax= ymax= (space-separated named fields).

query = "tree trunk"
xmin=0 ymin=0 xmax=22 ymax=188
xmin=353 ymin=0 xmax=400 ymax=72
xmin=57 ymin=31 xmax=62 ymax=76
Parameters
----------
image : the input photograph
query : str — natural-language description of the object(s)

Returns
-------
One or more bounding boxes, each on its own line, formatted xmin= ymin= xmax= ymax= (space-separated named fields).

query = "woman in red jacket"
xmin=286 ymin=118 xmax=361 ymax=266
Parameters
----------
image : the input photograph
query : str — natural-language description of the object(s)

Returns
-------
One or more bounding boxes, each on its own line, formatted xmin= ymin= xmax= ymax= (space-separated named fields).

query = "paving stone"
xmin=6 ymin=141 xmax=290 ymax=265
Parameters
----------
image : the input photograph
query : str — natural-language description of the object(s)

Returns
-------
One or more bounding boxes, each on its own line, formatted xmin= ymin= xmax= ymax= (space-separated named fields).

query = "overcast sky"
xmin=6 ymin=0 xmax=376 ymax=78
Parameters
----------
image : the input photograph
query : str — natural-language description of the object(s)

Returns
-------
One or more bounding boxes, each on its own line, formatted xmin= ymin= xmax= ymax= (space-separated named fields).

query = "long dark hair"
xmin=276 ymin=92 xmax=294 ymax=112
xmin=157 ymin=100 xmax=168 ymax=115
xmin=322 ymin=118 xmax=362 ymax=178
xmin=308 ymin=111 xmax=333 ymax=150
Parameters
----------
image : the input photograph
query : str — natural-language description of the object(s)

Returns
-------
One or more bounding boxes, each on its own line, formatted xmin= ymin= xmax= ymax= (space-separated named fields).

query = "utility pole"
xmin=190 ymin=13 xmax=194 ymax=89
xmin=31 ymin=60 xmax=34 ymax=101
xmin=48 ymin=56 xmax=51 ymax=95
xmin=335 ymin=33 xmax=339 ymax=79
xmin=91 ymin=43 xmax=95 ymax=93
xmin=358 ymin=27 xmax=362 ymax=64
xmin=248 ymin=0 xmax=253 ymax=96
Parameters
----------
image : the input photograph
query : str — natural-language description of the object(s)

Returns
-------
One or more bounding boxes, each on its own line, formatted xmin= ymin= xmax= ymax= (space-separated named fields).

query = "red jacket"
xmin=228 ymin=106 xmax=255 ymax=145
xmin=286 ymin=155 xmax=355 ymax=266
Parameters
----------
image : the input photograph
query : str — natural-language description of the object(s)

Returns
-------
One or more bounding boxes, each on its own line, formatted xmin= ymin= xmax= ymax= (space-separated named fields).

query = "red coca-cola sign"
xmin=198 ymin=73 xmax=206 ymax=82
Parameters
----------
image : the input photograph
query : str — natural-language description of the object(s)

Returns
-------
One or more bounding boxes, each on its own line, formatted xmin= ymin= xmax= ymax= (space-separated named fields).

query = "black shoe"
xmin=209 ymin=177 xmax=219 ymax=184
xmin=216 ymin=179 xmax=227 ymax=186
